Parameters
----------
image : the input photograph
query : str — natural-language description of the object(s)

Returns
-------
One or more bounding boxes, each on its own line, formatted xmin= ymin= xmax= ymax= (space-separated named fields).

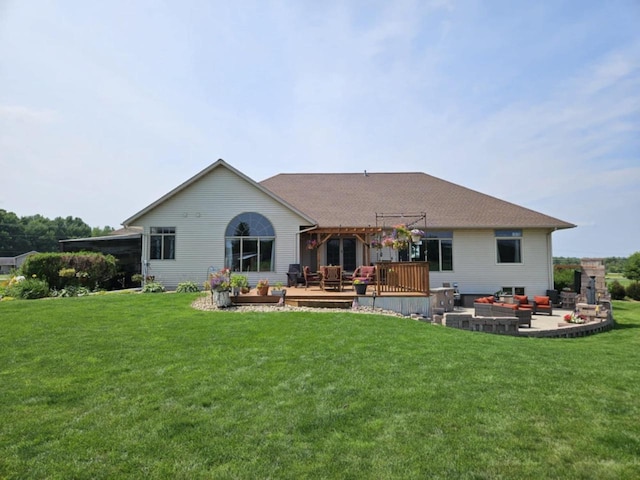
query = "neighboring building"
xmin=122 ymin=159 xmax=575 ymax=296
xmin=0 ymin=251 xmax=38 ymax=274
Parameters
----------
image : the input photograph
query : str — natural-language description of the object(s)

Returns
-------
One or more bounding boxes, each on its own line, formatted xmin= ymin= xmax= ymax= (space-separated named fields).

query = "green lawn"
xmin=606 ymin=273 xmax=632 ymax=287
xmin=1 ymin=295 xmax=639 ymax=479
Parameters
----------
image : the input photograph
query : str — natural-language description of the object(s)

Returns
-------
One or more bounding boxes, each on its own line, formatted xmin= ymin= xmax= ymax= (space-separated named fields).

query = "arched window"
xmin=225 ymin=213 xmax=275 ymax=272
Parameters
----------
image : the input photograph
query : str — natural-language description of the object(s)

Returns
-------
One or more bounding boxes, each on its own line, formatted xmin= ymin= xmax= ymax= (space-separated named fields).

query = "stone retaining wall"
xmin=438 ymin=312 xmax=614 ymax=338
xmin=441 ymin=313 xmax=520 ymax=335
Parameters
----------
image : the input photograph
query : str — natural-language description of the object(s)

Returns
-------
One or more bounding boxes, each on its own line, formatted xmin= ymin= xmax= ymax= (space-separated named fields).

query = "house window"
xmin=425 ymin=231 xmax=453 ymax=272
xmin=496 ymin=229 xmax=522 ymax=263
xmin=501 ymin=287 xmax=525 ymax=296
xmin=225 ymin=213 xmax=275 ymax=272
xmin=150 ymin=227 xmax=176 ymax=260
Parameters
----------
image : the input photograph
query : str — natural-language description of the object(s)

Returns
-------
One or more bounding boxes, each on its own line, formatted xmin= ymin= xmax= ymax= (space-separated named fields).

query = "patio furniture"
xmin=514 ymin=294 xmax=533 ymax=311
xmin=532 ymin=296 xmax=553 ymax=315
xmin=320 ymin=265 xmax=343 ymax=291
xmin=303 ymin=266 xmax=320 ymax=289
xmin=473 ymin=296 xmax=532 ymax=328
xmin=287 ymin=264 xmax=304 ymax=287
xmin=350 ymin=265 xmax=376 ymax=285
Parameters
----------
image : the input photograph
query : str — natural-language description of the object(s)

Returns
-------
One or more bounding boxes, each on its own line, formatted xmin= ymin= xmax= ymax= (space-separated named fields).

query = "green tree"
xmin=0 ymin=210 xmax=93 ymax=255
xmin=624 ymin=252 xmax=640 ymax=281
xmin=0 ymin=209 xmax=28 ymax=256
xmin=553 ymin=256 xmax=580 ymax=265
xmin=91 ymin=225 xmax=115 ymax=237
xmin=604 ymin=257 xmax=627 ymax=273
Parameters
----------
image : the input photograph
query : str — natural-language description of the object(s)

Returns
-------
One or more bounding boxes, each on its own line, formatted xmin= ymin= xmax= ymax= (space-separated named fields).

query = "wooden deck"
xmin=232 ymin=285 xmax=428 ymax=309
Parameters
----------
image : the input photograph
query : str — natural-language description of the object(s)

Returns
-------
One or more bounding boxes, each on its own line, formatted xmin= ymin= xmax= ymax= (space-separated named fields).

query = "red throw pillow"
xmin=514 ymin=295 xmax=528 ymax=305
xmin=534 ymin=296 xmax=549 ymax=305
xmin=476 ymin=297 xmax=487 ymax=303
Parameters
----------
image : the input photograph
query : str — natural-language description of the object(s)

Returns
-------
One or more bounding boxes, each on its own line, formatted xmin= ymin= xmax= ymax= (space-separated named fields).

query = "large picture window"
xmin=225 ymin=213 xmax=275 ymax=272
xmin=425 ymin=231 xmax=453 ymax=272
xmin=496 ymin=229 xmax=522 ymax=263
xmin=150 ymin=227 xmax=176 ymax=260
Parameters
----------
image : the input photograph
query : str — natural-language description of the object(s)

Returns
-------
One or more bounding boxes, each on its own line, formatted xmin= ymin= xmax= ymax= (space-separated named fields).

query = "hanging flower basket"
xmin=371 ymin=239 xmax=383 ymax=249
xmin=410 ymin=229 xmax=425 ymax=243
xmin=306 ymin=239 xmax=318 ymax=250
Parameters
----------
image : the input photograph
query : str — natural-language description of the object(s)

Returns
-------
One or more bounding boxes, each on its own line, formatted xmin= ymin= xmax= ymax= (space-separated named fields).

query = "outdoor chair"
xmin=303 ymin=266 xmax=321 ymax=289
xmin=350 ymin=265 xmax=376 ymax=285
xmin=533 ymin=296 xmax=553 ymax=315
xmin=320 ymin=265 xmax=343 ymax=291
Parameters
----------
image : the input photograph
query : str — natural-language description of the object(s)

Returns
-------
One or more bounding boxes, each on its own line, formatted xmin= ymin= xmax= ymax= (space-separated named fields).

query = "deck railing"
xmin=374 ymin=261 xmax=430 ymax=295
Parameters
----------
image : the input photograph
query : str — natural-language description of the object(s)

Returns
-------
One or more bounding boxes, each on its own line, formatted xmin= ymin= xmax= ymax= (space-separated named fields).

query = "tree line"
xmin=0 ymin=209 xmax=114 ymax=257
xmin=554 ymin=256 xmax=629 ymax=274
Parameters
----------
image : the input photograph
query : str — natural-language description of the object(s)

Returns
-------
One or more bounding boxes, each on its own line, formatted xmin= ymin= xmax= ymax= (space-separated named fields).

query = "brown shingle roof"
xmin=260 ymin=172 xmax=575 ymax=230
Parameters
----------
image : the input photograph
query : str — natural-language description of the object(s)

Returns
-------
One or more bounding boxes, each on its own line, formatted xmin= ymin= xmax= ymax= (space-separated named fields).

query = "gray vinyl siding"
xmin=430 ymin=229 xmax=554 ymax=297
xmin=133 ymin=167 xmax=309 ymax=290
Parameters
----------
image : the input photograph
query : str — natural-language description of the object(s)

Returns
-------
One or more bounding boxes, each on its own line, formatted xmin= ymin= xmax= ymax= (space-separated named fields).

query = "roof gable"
xmin=122 ymin=159 xmax=315 ymax=226
xmin=259 ymin=172 xmax=575 ymax=230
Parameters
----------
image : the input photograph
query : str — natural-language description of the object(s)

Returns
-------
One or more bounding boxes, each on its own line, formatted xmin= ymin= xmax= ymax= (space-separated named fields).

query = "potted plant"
xmin=230 ymin=274 xmax=249 ymax=295
xmin=256 ymin=279 xmax=269 ymax=296
xmin=271 ymin=281 xmax=285 ymax=297
xmin=209 ymin=268 xmax=232 ymax=307
xmin=410 ymin=228 xmax=425 ymax=243
xmin=353 ymin=278 xmax=368 ymax=295
xmin=371 ymin=239 xmax=383 ymax=249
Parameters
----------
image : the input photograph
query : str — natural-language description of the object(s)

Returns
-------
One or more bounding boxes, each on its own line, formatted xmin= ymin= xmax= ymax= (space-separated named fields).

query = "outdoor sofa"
xmin=474 ymin=296 xmax=532 ymax=328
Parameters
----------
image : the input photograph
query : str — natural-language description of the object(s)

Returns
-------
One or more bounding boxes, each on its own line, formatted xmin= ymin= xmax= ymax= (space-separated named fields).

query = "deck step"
xmin=286 ymin=299 xmax=353 ymax=309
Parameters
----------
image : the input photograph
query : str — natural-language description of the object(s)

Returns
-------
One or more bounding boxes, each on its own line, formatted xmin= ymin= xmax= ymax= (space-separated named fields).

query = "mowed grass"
xmin=1 ymin=295 xmax=639 ymax=479
xmin=606 ymin=273 xmax=632 ymax=287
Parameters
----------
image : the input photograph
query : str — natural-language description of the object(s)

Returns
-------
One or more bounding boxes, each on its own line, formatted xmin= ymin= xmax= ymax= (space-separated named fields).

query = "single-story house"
xmin=0 ymin=251 xmax=38 ymax=274
xmin=122 ymin=159 xmax=575 ymax=300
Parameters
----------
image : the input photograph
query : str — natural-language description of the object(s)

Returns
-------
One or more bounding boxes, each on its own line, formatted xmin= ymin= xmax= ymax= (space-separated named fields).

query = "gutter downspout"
xmin=548 ymin=229 xmax=556 ymax=291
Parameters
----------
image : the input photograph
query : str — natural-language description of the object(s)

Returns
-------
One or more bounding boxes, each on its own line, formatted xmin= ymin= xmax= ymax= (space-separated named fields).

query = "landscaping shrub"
xmin=553 ymin=266 xmax=575 ymax=291
xmin=624 ymin=251 xmax=640 ymax=281
xmin=51 ymin=286 xmax=91 ymax=298
xmin=609 ymin=280 xmax=626 ymax=300
xmin=21 ymin=252 xmax=118 ymax=290
xmin=626 ymin=281 xmax=640 ymax=301
xmin=8 ymin=277 xmax=50 ymax=299
xmin=176 ymin=281 xmax=200 ymax=293
xmin=141 ymin=281 xmax=165 ymax=293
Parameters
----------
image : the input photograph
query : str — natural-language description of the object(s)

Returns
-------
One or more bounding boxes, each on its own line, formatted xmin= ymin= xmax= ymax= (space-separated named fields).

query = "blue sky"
xmin=1 ymin=0 xmax=638 ymax=257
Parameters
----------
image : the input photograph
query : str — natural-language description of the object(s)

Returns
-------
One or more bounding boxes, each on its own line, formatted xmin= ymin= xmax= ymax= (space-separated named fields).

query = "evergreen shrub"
xmin=626 ymin=282 xmax=640 ymax=301
xmin=608 ymin=280 xmax=626 ymax=300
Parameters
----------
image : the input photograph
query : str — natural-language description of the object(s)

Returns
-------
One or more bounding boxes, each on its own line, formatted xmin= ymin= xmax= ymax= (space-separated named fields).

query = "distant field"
xmin=606 ymin=273 xmax=632 ymax=287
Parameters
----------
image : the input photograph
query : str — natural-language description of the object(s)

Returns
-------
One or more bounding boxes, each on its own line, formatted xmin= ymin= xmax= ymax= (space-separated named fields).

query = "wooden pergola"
xmin=304 ymin=226 xmax=383 ymax=266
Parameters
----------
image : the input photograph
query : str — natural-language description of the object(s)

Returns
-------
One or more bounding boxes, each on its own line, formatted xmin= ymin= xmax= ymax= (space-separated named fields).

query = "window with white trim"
xmin=150 ymin=227 xmax=176 ymax=260
xmin=225 ymin=213 xmax=275 ymax=272
xmin=495 ymin=229 xmax=522 ymax=264
xmin=501 ymin=286 xmax=525 ymax=295
xmin=424 ymin=231 xmax=453 ymax=272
